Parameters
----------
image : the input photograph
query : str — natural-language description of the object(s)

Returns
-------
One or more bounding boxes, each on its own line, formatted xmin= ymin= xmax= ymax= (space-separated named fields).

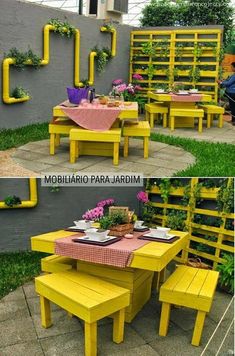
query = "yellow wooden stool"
xmin=159 ymin=265 xmax=219 ymax=346
xmin=145 ymin=103 xmax=168 ymax=128
xmin=169 ymin=108 xmax=204 ymax=132
xmin=123 ymin=121 xmax=150 ymax=159
xmin=69 ymin=128 xmax=122 ymax=165
xmin=198 ymin=105 xmax=225 ymax=128
xmin=49 ymin=120 xmax=77 ymax=155
xmin=41 ymin=255 xmax=76 ymax=273
xmin=35 ymin=270 xmax=130 ymax=356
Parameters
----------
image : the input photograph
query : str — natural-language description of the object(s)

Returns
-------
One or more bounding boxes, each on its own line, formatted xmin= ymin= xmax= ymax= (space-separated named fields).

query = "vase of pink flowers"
xmin=136 ymin=190 xmax=149 ymax=219
xmin=111 ymin=75 xmax=145 ymax=112
xmin=82 ymin=198 xmax=115 ymax=221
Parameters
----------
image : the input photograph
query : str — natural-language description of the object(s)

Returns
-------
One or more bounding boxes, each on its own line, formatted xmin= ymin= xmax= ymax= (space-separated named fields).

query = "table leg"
xmin=123 ymin=137 xmax=129 ymax=158
xmin=70 ymin=140 xmax=77 ymax=163
xmin=50 ymin=134 xmax=55 ymax=155
xmin=143 ymin=137 xmax=149 ymax=159
xmin=113 ymin=142 xmax=119 ymax=165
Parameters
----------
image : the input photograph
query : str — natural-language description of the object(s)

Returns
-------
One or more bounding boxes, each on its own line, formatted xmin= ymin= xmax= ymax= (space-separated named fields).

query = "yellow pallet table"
xmin=69 ymin=128 xmax=122 ymax=165
xmin=169 ymin=108 xmax=204 ymax=132
xmin=159 ymin=265 xmax=219 ymax=346
xmin=41 ymin=255 xmax=76 ymax=273
xmin=123 ymin=121 xmax=150 ymax=159
xmin=35 ymin=270 xmax=130 ymax=356
xmin=49 ymin=120 xmax=77 ymax=155
xmin=77 ymin=260 xmax=154 ymax=323
xmin=199 ymin=105 xmax=225 ymax=128
xmin=145 ymin=103 xmax=168 ymax=128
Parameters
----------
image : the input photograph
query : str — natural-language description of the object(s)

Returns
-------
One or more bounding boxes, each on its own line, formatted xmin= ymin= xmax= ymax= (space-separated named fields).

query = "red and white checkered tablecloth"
xmin=55 ymin=231 xmax=150 ymax=268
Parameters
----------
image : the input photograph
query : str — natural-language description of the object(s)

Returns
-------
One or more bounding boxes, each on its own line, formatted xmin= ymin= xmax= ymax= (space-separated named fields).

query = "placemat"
xmin=72 ymin=236 xmax=122 ymax=246
xmin=138 ymin=235 xmax=180 ymax=243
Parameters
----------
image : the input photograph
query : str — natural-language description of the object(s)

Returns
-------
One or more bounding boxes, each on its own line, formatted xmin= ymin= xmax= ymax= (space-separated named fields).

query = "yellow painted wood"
xmin=35 ymin=270 xmax=130 ymax=356
xmin=41 ymin=255 xmax=76 ymax=273
xmin=122 ymin=121 xmax=150 ymax=158
xmin=145 ymin=103 xmax=168 ymax=128
xmin=31 ymin=230 xmax=78 ymax=254
xmin=159 ymin=266 xmax=219 ymax=346
xmin=191 ymin=311 xmax=207 ymax=346
xmin=77 ymin=260 xmax=153 ymax=322
xmin=112 ymin=309 xmax=125 ymax=343
xmin=100 ymin=27 xmax=117 ymax=57
xmin=40 ymin=296 xmax=52 ymax=328
xmin=85 ymin=322 xmax=97 ymax=356
xmin=159 ymin=302 xmax=171 ymax=336
xmin=199 ymin=104 xmax=224 ymax=128
xmin=169 ymin=108 xmax=204 ymax=132
xmin=69 ymin=128 xmax=121 ymax=165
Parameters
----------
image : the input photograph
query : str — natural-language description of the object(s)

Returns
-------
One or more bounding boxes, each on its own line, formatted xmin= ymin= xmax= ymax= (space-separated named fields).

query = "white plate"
xmin=134 ymin=226 xmax=149 ymax=230
xmin=68 ymin=226 xmax=86 ymax=230
xmin=80 ymin=235 xmax=117 ymax=242
xmin=144 ymin=233 xmax=176 ymax=240
xmin=175 ymin=93 xmax=190 ymax=95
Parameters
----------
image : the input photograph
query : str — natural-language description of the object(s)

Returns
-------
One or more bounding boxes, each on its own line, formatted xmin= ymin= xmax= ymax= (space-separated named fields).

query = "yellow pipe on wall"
xmin=0 ymin=178 xmax=38 ymax=209
xmin=2 ymin=24 xmax=82 ymax=104
xmin=88 ymin=51 xmax=97 ymax=86
xmin=100 ymin=27 xmax=117 ymax=57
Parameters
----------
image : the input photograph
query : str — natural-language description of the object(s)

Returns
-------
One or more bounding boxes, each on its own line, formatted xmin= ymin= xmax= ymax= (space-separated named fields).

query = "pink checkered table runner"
xmin=59 ymin=100 xmax=121 ymax=131
xmin=169 ymin=93 xmax=202 ymax=102
xmin=55 ymin=231 xmax=150 ymax=268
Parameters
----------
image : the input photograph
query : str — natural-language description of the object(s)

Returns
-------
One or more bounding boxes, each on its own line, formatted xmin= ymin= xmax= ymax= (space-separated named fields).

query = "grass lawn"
xmin=0 ymin=123 xmax=234 ymax=176
xmin=0 ymin=251 xmax=47 ymax=299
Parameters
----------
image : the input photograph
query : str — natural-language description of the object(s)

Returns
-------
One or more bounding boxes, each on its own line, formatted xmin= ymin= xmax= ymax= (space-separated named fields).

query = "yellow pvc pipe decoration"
xmin=0 ymin=178 xmax=38 ymax=209
xmin=2 ymin=24 xmax=82 ymax=104
xmin=100 ymin=26 xmax=117 ymax=57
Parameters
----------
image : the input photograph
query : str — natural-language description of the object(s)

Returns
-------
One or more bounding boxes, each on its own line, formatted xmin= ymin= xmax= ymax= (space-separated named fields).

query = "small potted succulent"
xmin=154 ymin=83 xmax=168 ymax=93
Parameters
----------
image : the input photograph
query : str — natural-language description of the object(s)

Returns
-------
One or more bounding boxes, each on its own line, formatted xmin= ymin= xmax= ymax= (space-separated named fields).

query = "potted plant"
xmin=172 ymin=82 xmax=187 ymax=94
xmin=4 ymin=195 xmax=21 ymax=207
xmin=217 ymin=253 xmax=234 ymax=294
xmin=108 ymin=211 xmax=134 ymax=237
xmin=154 ymin=83 xmax=168 ymax=93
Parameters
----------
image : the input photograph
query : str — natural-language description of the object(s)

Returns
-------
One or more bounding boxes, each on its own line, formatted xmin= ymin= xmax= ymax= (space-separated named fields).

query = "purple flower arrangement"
xmin=137 ymin=191 xmax=149 ymax=204
xmin=110 ymin=75 xmax=143 ymax=101
xmin=82 ymin=198 xmax=115 ymax=221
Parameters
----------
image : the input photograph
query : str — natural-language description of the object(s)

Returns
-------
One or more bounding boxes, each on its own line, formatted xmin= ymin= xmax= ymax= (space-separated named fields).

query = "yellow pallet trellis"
xmin=130 ymin=28 xmax=222 ymax=102
xmin=146 ymin=178 xmax=234 ymax=269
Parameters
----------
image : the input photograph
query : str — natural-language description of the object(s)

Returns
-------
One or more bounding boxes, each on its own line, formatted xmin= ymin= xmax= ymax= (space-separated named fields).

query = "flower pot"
xmin=109 ymin=223 xmax=134 ymax=237
xmin=67 ymin=87 xmax=90 ymax=105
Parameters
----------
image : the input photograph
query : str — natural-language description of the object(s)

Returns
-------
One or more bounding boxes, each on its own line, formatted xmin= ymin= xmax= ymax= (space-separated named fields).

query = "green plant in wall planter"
xmin=141 ymin=42 xmax=157 ymax=57
xmin=217 ymin=179 xmax=234 ymax=214
xmin=147 ymin=64 xmax=155 ymax=80
xmin=175 ymin=43 xmax=184 ymax=59
xmin=92 ymin=46 xmax=112 ymax=74
xmin=193 ymin=43 xmax=203 ymax=61
xmin=166 ymin=210 xmax=187 ymax=231
xmin=189 ymin=67 xmax=201 ymax=86
xmin=159 ymin=178 xmax=171 ymax=203
xmin=157 ymin=41 xmax=170 ymax=58
xmin=217 ymin=253 xmax=234 ymax=294
xmin=48 ymin=18 xmax=76 ymax=38
xmin=4 ymin=195 xmax=22 ymax=207
xmin=4 ymin=47 xmax=41 ymax=70
xmin=11 ymin=87 xmax=30 ymax=99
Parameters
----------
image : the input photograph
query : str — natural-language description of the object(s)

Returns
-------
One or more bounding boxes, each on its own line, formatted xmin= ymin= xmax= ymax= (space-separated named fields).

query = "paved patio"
xmin=0 ymin=271 xmax=233 ymax=356
xmin=152 ymin=121 xmax=235 ymax=144
xmin=6 ymin=138 xmax=195 ymax=177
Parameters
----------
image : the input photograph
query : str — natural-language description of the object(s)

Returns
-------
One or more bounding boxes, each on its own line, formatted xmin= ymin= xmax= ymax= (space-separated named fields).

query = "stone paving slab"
xmin=39 ymin=331 xmax=84 ymax=356
xmin=0 ymin=341 xmax=44 ymax=356
xmin=10 ymin=138 xmax=195 ymax=177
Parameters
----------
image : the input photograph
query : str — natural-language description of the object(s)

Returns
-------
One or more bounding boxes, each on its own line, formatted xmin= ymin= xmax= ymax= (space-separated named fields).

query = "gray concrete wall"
xmin=0 ymin=178 xmax=142 ymax=252
xmin=0 ymin=0 xmax=133 ymax=129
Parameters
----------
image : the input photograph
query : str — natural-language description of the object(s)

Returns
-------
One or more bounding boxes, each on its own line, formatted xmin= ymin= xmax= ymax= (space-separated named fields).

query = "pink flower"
xmin=133 ymin=74 xmax=143 ymax=81
xmin=97 ymin=198 xmax=115 ymax=208
xmin=112 ymin=79 xmax=123 ymax=85
xmin=137 ymin=191 xmax=149 ymax=203
xmin=82 ymin=206 xmax=104 ymax=220
xmin=116 ymin=83 xmax=127 ymax=93
xmin=134 ymin=85 xmax=142 ymax=91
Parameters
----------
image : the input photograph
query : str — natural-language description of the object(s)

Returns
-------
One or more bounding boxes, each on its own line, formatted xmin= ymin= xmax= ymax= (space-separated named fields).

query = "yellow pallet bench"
xmin=145 ymin=103 xmax=168 ymax=128
xmin=77 ymin=260 xmax=154 ymax=323
xmin=159 ymin=265 xmax=219 ymax=346
xmin=123 ymin=121 xmax=150 ymax=159
xmin=169 ymin=108 xmax=204 ymax=132
xmin=69 ymin=128 xmax=122 ymax=165
xmin=35 ymin=270 xmax=130 ymax=356
xmin=41 ymin=255 xmax=76 ymax=273
xmin=198 ymin=105 xmax=225 ymax=128
xmin=49 ymin=120 xmax=77 ymax=155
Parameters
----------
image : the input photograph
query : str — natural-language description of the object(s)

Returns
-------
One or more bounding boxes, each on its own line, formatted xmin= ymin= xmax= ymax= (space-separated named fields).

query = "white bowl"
xmin=189 ymin=89 xmax=198 ymax=93
xmin=178 ymin=90 xmax=188 ymax=94
xmin=86 ymin=228 xmax=110 ymax=241
xmin=73 ymin=220 xmax=92 ymax=229
xmin=149 ymin=228 xmax=159 ymax=236
xmin=156 ymin=227 xmax=170 ymax=237
xmin=155 ymin=89 xmax=165 ymax=93
xmin=134 ymin=220 xmax=144 ymax=228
